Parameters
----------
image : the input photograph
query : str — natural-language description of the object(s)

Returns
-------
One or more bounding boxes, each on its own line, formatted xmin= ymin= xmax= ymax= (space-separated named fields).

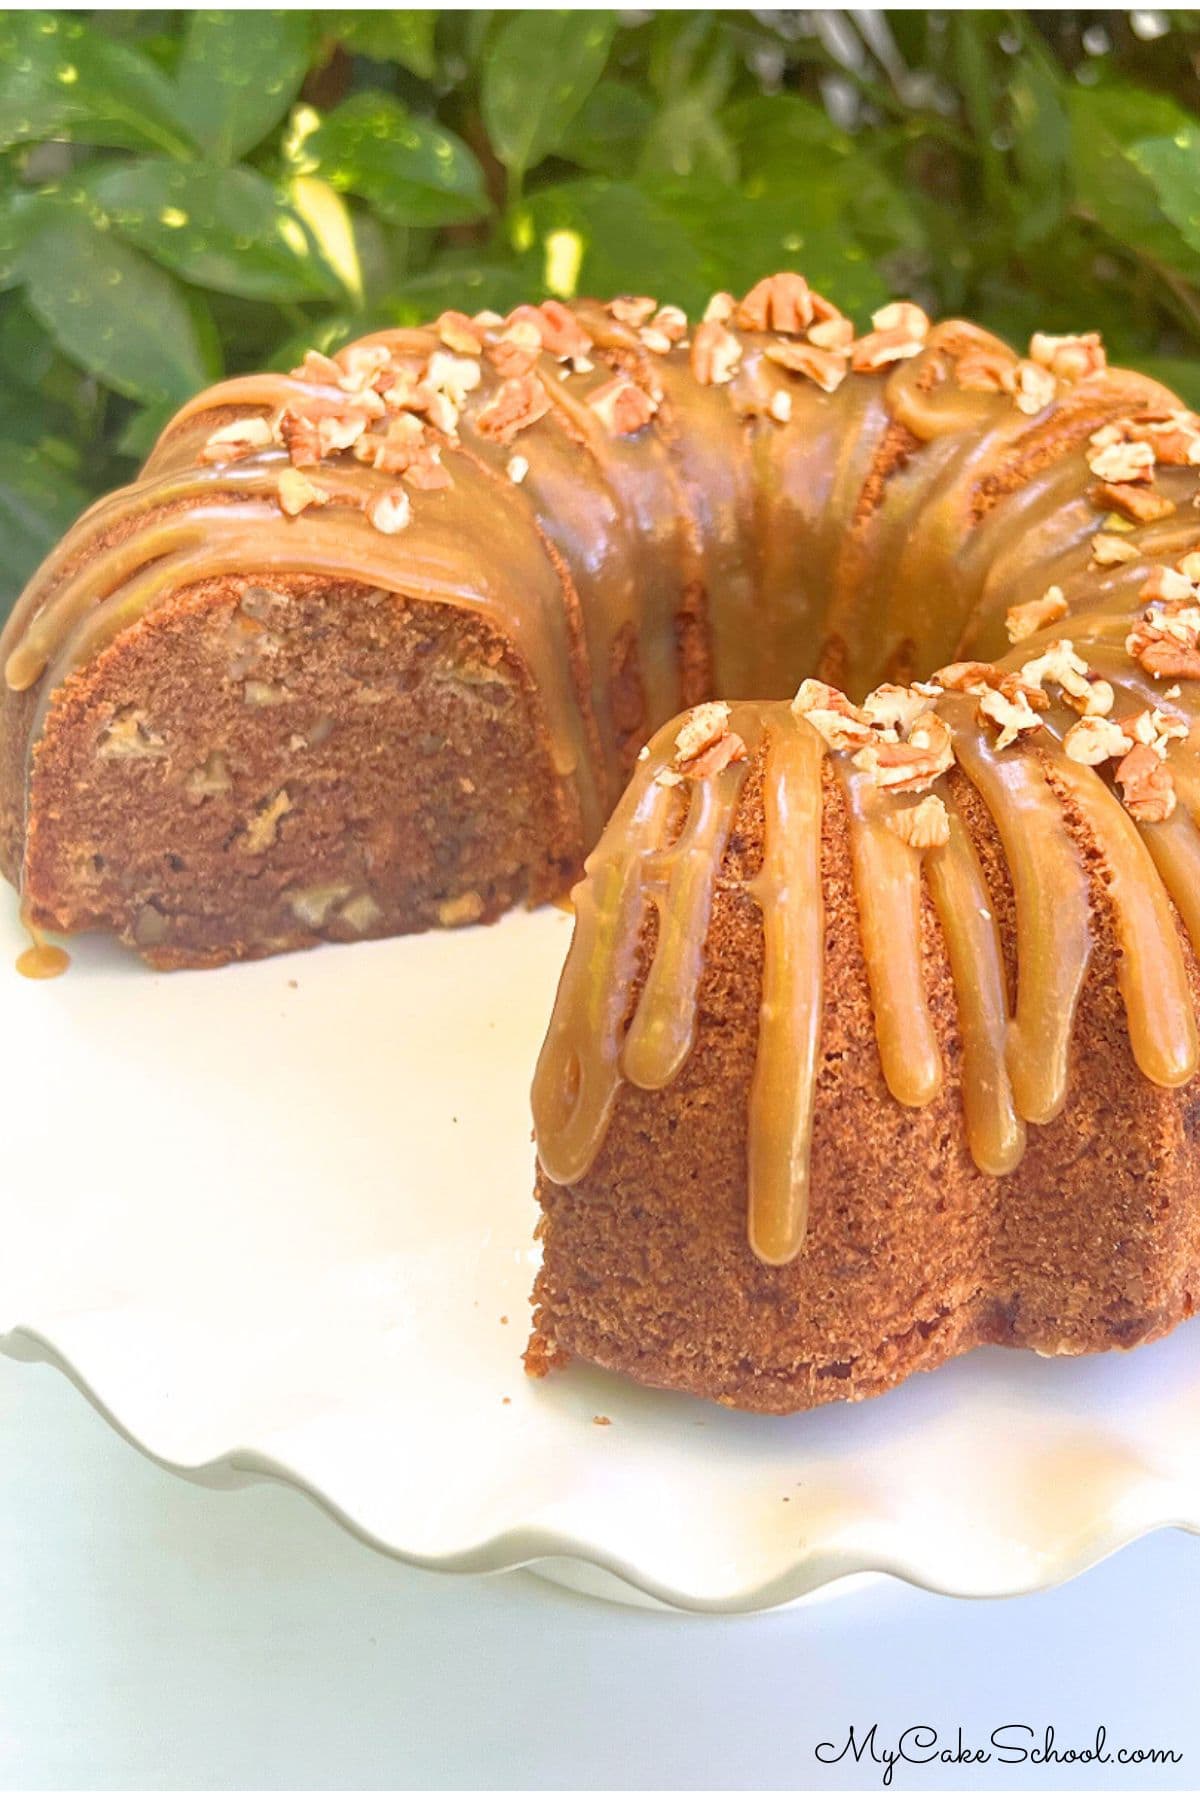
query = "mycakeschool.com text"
xmin=813 ymin=1722 xmax=1182 ymax=1786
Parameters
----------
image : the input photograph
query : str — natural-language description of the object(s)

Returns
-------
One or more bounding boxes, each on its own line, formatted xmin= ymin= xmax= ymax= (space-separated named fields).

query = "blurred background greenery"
xmin=4 ymin=7 xmax=1200 ymax=610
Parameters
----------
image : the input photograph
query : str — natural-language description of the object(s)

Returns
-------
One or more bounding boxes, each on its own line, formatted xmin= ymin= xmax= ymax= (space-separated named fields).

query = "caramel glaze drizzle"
xmin=8 ymin=293 xmax=1200 ymax=1238
xmin=537 ymin=664 xmax=1200 ymax=1266
xmin=15 ymin=902 xmax=70 ymax=981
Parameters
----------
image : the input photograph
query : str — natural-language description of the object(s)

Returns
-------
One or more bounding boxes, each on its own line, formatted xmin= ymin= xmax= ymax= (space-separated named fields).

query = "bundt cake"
xmin=6 ymin=275 xmax=1200 ymax=1411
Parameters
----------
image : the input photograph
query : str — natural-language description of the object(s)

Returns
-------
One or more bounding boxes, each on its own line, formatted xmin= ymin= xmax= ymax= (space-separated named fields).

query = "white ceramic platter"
xmin=1 ymin=889 xmax=1198 ymax=1614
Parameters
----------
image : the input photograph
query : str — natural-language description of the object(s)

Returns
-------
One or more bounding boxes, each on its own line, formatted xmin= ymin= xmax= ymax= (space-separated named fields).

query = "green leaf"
xmin=482 ymin=10 xmax=616 ymax=180
xmin=0 ymin=195 xmax=36 ymax=292
xmin=724 ymin=94 xmax=848 ymax=170
xmin=1069 ymin=85 xmax=1200 ymax=279
xmin=304 ymin=92 xmax=489 ymax=227
xmin=0 ymin=439 xmax=91 ymax=614
xmin=0 ymin=11 xmax=195 ymax=156
xmin=115 ymin=399 xmax=178 ymax=461
xmin=637 ymin=36 xmax=739 ymax=186
xmin=719 ymin=96 xmax=923 ymax=278
xmin=1127 ymin=130 xmax=1200 ymax=257
xmin=646 ymin=179 xmax=891 ymax=320
xmin=1008 ymin=45 xmax=1069 ymax=246
xmin=0 ymin=297 xmax=56 ymax=393
xmin=266 ymin=315 xmax=358 ymax=373
xmin=329 ymin=11 xmax=438 ymax=80
xmin=174 ymin=10 xmax=313 ymax=163
xmin=18 ymin=213 xmax=211 ymax=406
xmin=84 ymin=159 xmax=342 ymax=303
xmin=558 ymin=81 xmax=654 ymax=177
xmin=517 ymin=179 xmax=711 ymax=312
xmin=386 ymin=261 xmax=532 ymax=322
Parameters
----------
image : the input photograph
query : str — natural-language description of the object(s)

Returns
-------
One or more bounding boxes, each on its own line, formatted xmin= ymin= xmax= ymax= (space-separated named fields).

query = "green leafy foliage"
xmin=0 ymin=11 xmax=195 ymax=156
xmin=84 ymin=159 xmax=344 ymax=301
xmin=8 ymin=9 xmax=1200 ymax=614
xmin=481 ymin=11 xmax=616 ymax=187
xmin=174 ymin=11 xmax=313 ymax=164
xmin=301 ymin=91 xmax=489 ymax=227
xmin=325 ymin=11 xmax=438 ymax=81
xmin=19 ymin=212 xmax=214 ymax=404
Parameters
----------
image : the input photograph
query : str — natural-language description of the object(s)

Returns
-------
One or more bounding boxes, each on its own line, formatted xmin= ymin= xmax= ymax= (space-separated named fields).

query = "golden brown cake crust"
xmin=528 ymin=746 xmax=1200 ymax=1412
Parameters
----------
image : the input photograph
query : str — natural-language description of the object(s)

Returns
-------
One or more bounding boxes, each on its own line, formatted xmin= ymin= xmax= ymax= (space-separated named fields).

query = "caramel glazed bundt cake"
xmin=7 ymin=274 xmax=1200 ymax=1412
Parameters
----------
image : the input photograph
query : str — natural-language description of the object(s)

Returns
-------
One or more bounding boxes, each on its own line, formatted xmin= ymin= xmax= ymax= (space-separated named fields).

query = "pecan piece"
xmin=1005 ymin=586 xmax=1069 ymax=643
xmin=885 ymin=793 xmax=950 ymax=849
xmin=792 ymin=679 xmax=874 ymax=750
xmin=1115 ymin=743 xmax=1177 ymax=822
xmin=734 ymin=273 xmax=814 ymax=334
xmin=765 ymin=340 xmax=847 ymax=393
xmin=1092 ymin=481 xmax=1176 ymax=524
xmin=690 ymin=320 xmax=742 ymax=386
xmin=474 ymin=375 xmax=551 ymax=444
xmin=587 ymin=377 xmax=657 ymax=435
xmin=852 ymin=712 xmax=954 ymax=793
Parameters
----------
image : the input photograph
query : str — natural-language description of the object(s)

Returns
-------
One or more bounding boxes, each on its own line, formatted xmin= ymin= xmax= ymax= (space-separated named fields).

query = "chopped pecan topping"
xmin=1122 ymin=706 xmax=1189 ymax=756
xmin=506 ymin=454 xmax=529 ymax=484
xmin=1020 ymin=639 xmax=1112 ymax=715
xmin=885 ymin=793 xmax=950 ymax=850
xmin=1063 ymin=715 xmax=1134 ymax=766
xmin=609 ymin=295 xmax=657 ymax=328
xmin=474 ymin=375 xmax=551 ymax=444
xmin=378 ymin=368 xmax=425 ymax=414
xmin=1178 ymin=550 xmax=1200 ymax=583
xmin=587 ymin=376 xmax=657 ymax=435
xmin=1028 ymin=331 xmax=1106 ymax=382
xmin=932 ymin=661 xmax=1048 ymax=711
xmin=639 ymin=304 xmax=688 ymax=354
xmin=1092 ymin=409 xmax=1200 ymax=467
xmin=436 ymin=310 xmax=484 ymax=356
xmin=366 ymin=487 xmax=411 ymax=534
xmin=860 ymin=683 xmax=934 ymax=736
xmin=290 ymin=348 xmax=344 ymax=387
xmin=1091 ymin=532 xmax=1140 ymax=566
xmin=359 ymin=412 xmax=428 ymax=475
xmin=279 ymin=409 xmax=323 ymax=467
xmin=200 ymin=415 xmax=275 ymax=464
xmin=335 ymin=344 xmax=394 ymax=400
xmin=792 ymin=679 xmax=874 ymax=750
xmin=423 ymin=350 xmax=482 ymax=409
xmin=1140 ymin=565 xmax=1195 ymax=604
xmin=807 ymin=314 xmax=854 ymax=352
xmin=691 ymin=319 xmax=742 ymax=386
xmin=703 ymin=291 xmax=735 ymax=325
xmin=402 ymin=454 xmax=452 ymax=491
xmin=1007 ymin=358 xmax=1056 ymax=416
xmin=659 ymin=701 xmax=748 ymax=784
xmin=850 ymin=301 xmax=930 ymax=373
xmin=485 ymin=317 xmax=543 ymax=378
xmin=1093 ymin=481 xmax=1176 ymax=524
xmin=852 ymin=711 xmax=954 ymax=793
xmin=769 ymin=389 xmax=792 ymax=424
xmin=526 ymin=300 xmax=593 ymax=362
xmin=765 ymin=340 xmax=848 ymax=393
xmin=1127 ymin=601 xmax=1200 ymax=680
xmin=1087 ymin=438 xmax=1155 ymax=484
xmin=735 ymin=273 xmax=814 ymax=334
xmin=977 ymin=685 xmax=1044 ymax=750
xmin=280 ymin=404 xmax=376 ymax=463
xmin=1116 ymin=743 xmax=1177 ymax=822
xmin=1005 ymin=586 xmax=1069 ymax=643
xmin=276 ymin=468 xmax=329 ymax=516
